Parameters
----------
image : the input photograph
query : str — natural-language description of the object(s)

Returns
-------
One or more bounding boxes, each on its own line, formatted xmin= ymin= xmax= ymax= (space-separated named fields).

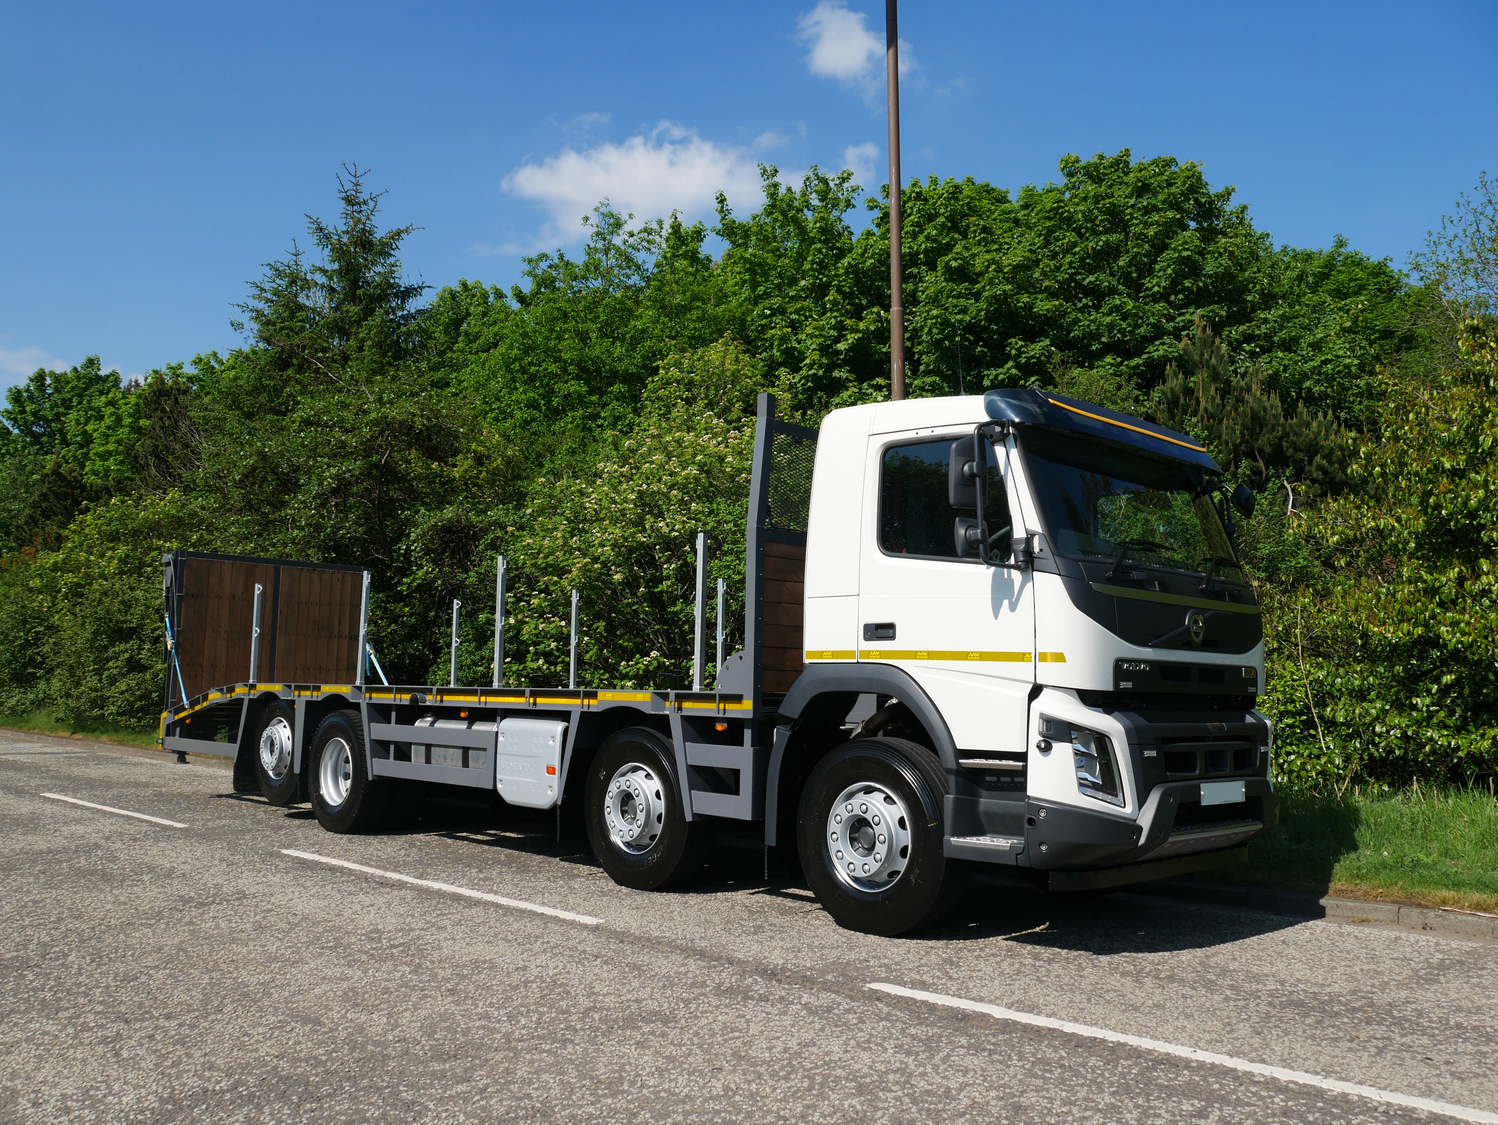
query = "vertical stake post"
xmin=355 ymin=570 xmax=371 ymax=687
xmin=492 ymin=555 xmax=507 ymax=688
xmin=249 ymin=583 xmax=263 ymax=683
xmin=568 ymin=589 xmax=580 ymax=690
xmin=692 ymin=532 xmax=708 ymax=692
xmin=450 ymin=599 xmax=462 ymax=687
xmin=886 ymin=0 xmax=906 ymax=401
xmin=715 ymin=577 xmax=725 ymax=689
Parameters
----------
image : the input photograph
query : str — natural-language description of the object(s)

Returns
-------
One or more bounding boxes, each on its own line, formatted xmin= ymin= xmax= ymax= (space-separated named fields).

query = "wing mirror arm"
xmin=951 ymin=422 xmax=1016 ymax=567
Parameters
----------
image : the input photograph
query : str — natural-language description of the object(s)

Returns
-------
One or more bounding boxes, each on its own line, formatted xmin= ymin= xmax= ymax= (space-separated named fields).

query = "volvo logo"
xmin=1187 ymin=610 xmax=1207 ymax=646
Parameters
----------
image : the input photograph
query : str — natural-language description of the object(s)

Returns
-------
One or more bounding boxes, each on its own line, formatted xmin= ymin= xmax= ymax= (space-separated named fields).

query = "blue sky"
xmin=2 ymin=0 xmax=1494 ymax=388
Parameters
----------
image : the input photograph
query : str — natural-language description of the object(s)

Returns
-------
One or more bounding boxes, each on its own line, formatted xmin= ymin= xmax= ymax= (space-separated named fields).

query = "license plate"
xmin=1200 ymin=780 xmax=1245 ymax=805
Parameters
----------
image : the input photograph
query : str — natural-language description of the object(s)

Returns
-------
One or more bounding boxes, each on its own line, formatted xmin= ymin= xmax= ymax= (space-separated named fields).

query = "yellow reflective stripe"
xmin=1038 ymin=651 xmax=1067 ymax=663
xmin=805 ymin=650 xmax=857 ymax=660
xmin=597 ymin=691 xmax=652 ymax=702
xmin=1046 ymin=397 xmax=1208 ymax=453
xmin=860 ymin=649 xmax=1032 ymax=662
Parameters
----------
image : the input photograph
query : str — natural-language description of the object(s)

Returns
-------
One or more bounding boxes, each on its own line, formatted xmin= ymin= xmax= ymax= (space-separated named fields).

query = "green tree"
xmin=1153 ymin=316 xmax=1352 ymax=494
xmin=1260 ymin=321 xmax=1498 ymax=786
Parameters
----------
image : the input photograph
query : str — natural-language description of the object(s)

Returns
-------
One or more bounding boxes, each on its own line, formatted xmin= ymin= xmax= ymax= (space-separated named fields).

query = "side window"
xmin=879 ymin=438 xmax=1012 ymax=558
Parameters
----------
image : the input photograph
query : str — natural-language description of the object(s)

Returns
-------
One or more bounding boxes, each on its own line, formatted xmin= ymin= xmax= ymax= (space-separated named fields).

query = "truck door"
xmin=857 ymin=432 xmax=1034 ymax=754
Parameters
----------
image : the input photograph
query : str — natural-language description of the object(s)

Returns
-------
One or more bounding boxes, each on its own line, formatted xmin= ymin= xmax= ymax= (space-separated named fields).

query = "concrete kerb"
xmin=1128 ymin=878 xmax=1498 ymax=940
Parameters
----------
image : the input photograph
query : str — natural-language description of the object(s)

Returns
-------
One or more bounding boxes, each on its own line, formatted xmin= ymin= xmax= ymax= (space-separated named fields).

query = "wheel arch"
xmin=559 ymin=707 xmax=670 ymax=809
xmin=764 ymin=663 xmax=959 ymax=847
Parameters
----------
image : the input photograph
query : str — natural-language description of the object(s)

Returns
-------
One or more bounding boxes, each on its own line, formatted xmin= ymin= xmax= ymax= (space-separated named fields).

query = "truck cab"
xmin=771 ymin=388 xmax=1275 ymax=931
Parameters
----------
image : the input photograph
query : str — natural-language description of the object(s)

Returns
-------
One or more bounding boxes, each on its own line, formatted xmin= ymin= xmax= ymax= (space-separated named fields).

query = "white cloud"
xmin=797 ymin=1 xmax=915 ymax=100
xmin=842 ymin=141 xmax=880 ymax=189
xmin=563 ymin=111 xmax=611 ymax=134
xmin=497 ymin=123 xmax=770 ymax=250
xmin=0 ymin=340 xmax=66 ymax=388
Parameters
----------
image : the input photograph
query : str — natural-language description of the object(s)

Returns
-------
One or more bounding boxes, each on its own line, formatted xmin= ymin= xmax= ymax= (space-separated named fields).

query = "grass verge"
xmin=1210 ymin=783 xmax=1498 ymax=914
xmin=0 ymin=708 xmax=160 ymax=750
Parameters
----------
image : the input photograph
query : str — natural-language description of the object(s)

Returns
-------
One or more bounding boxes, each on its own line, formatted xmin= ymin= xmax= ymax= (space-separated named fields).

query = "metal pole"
xmin=886 ymin=0 xmax=906 ymax=401
xmin=568 ymin=589 xmax=580 ymax=690
xmin=492 ymin=555 xmax=507 ymax=688
xmin=249 ymin=583 xmax=263 ymax=683
xmin=450 ymin=599 xmax=462 ymax=687
xmin=355 ymin=570 xmax=371 ymax=687
xmin=715 ymin=577 xmax=725 ymax=688
xmin=692 ymin=532 xmax=708 ymax=691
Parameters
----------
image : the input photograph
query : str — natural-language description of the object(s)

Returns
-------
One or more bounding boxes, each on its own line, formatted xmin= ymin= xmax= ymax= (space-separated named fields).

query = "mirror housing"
xmin=954 ymin=516 xmax=981 ymax=558
xmin=1231 ymin=483 xmax=1256 ymax=517
xmin=948 ymin=436 xmax=980 ymax=509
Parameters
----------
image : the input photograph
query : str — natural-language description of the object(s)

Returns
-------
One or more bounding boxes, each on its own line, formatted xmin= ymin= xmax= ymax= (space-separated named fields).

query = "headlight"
xmin=1042 ymin=715 xmax=1124 ymax=806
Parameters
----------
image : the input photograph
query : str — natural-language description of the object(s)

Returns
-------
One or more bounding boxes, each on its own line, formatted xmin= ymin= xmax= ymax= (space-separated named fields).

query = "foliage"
xmin=495 ymin=339 xmax=762 ymax=689
xmin=1153 ymin=316 xmax=1352 ymax=494
xmin=1 ymin=494 xmax=188 ymax=727
xmin=1256 ymin=322 xmax=1498 ymax=787
xmin=0 ymin=157 xmax=1491 ymax=800
xmin=1409 ymin=170 xmax=1498 ymax=324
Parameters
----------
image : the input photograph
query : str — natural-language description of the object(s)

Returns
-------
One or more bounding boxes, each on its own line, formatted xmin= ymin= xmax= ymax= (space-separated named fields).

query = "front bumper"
xmin=1025 ymin=777 xmax=1277 ymax=871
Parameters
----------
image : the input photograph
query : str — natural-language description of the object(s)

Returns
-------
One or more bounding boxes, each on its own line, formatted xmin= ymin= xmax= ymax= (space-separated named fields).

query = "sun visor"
xmin=984 ymin=388 xmax=1220 ymax=473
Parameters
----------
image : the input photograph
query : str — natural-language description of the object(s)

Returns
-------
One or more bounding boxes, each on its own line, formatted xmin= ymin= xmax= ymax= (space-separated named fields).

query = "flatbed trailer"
xmin=160 ymin=391 xmax=1277 ymax=935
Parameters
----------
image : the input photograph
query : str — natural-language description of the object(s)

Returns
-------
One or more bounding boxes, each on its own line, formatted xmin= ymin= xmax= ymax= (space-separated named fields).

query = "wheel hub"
xmin=319 ymin=737 xmax=354 ymax=810
xmin=604 ymin=763 xmax=664 ymax=855
xmin=258 ymin=716 xmax=293 ymax=781
xmin=826 ymin=782 xmax=913 ymax=892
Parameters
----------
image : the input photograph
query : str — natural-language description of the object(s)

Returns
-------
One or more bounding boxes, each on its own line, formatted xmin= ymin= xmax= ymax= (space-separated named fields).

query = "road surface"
xmin=3 ymin=729 xmax=1495 ymax=1124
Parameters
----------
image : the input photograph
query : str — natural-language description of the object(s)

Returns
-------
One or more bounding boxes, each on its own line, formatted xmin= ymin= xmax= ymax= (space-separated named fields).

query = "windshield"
xmin=1019 ymin=428 xmax=1241 ymax=580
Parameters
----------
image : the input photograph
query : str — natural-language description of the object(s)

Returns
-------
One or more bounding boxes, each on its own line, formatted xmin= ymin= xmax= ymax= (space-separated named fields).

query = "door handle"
xmin=862 ymin=622 xmax=896 ymax=641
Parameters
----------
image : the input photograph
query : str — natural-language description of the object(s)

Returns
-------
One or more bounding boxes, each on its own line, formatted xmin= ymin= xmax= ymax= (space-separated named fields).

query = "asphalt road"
xmin=3 ymin=729 xmax=1497 ymax=1125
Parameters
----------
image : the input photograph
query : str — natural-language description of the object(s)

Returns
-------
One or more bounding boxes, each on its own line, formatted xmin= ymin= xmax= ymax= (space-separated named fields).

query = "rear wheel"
xmin=253 ymin=701 xmax=300 ymax=806
xmin=584 ymin=727 xmax=710 ymax=890
xmin=309 ymin=710 xmax=389 ymax=833
xmin=798 ymin=737 xmax=968 ymax=936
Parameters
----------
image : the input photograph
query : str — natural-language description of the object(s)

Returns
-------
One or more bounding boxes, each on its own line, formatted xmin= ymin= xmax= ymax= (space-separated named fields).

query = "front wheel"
xmin=798 ymin=737 xmax=968 ymax=936
xmin=584 ymin=727 xmax=710 ymax=890
xmin=308 ymin=710 xmax=389 ymax=833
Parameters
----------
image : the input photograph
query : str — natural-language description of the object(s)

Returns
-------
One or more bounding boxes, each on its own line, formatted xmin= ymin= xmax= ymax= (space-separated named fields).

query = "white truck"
xmin=160 ymin=389 xmax=1275 ymax=935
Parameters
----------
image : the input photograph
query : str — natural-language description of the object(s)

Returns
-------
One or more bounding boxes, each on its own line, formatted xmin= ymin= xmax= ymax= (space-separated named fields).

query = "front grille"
xmin=1157 ymin=663 xmax=1228 ymax=685
xmin=1160 ymin=738 xmax=1258 ymax=776
xmin=1079 ymin=690 xmax=1258 ymax=712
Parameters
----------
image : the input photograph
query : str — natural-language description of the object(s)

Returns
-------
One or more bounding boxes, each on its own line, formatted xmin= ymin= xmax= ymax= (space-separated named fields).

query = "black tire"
xmin=252 ymin=700 xmax=301 ymax=806
xmin=308 ymin=710 xmax=390 ymax=833
xmin=797 ymin=737 xmax=969 ymax=936
xmin=584 ymin=727 xmax=710 ymax=890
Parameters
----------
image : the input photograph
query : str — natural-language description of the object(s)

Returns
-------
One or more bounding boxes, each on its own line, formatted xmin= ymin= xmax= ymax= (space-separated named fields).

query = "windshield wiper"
xmin=1105 ymin=538 xmax=1168 ymax=579
xmin=1198 ymin=555 xmax=1241 ymax=592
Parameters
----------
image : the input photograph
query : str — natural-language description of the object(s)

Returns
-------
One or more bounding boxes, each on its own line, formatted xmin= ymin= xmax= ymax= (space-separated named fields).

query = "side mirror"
xmin=948 ymin=436 xmax=980 ymax=508
xmin=1231 ymin=483 xmax=1255 ymax=517
xmin=954 ymin=516 xmax=981 ymax=558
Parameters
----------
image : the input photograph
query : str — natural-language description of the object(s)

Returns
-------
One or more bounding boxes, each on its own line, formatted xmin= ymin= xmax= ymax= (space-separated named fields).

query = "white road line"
xmin=869 ymin=983 xmax=1498 ymax=1125
xmin=281 ymin=849 xmax=602 ymax=926
xmin=41 ymin=792 xmax=188 ymax=828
